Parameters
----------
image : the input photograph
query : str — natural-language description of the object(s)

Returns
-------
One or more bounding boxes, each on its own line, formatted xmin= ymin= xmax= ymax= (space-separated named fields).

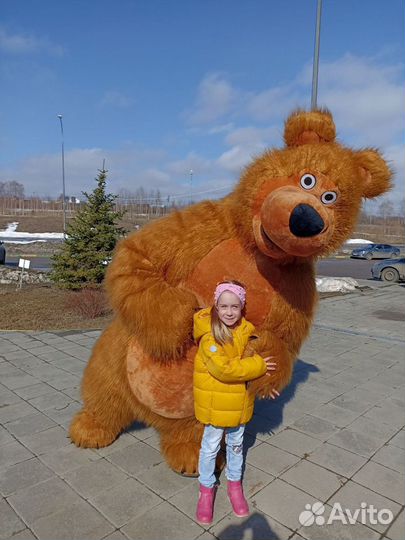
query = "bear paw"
xmin=162 ymin=440 xmax=201 ymax=476
xmin=69 ymin=410 xmax=118 ymax=448
xmin=161 ymin=440 xmax=226 ymax=477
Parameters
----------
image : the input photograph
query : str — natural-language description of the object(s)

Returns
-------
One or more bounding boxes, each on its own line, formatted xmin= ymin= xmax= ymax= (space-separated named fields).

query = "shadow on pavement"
xmin=243 ymin=358 xmax=319 ymax=462
xmin=216 ymin=511 xmax=281 ymax=540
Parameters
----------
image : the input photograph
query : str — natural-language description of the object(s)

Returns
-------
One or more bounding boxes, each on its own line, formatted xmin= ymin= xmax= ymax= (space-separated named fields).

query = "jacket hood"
xmin=193 ymin=307 xmax=212 ymax=341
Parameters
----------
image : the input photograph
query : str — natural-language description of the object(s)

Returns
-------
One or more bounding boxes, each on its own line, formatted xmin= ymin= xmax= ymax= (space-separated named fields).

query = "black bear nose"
xmin=289 ymin=204 xmax=325 ymax=237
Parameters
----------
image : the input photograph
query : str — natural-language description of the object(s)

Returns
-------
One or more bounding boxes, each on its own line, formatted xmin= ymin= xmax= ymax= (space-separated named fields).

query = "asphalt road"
xmin=316 ymin=257 xmax=376 ymax=280
xmin=4 ymin=255 xmax=380 ymax=280
xmin=4 ymin=256 xmax=53 ymax=272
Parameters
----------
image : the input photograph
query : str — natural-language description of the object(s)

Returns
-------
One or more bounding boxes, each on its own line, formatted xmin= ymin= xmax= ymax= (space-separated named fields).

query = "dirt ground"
xmin=0 ymin=283 xmax=113 ymax=331
xmin=0 ymin=215 xmax=69 ymax=234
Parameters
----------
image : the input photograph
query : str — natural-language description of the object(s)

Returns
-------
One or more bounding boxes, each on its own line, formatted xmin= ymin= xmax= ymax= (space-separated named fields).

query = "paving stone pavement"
xmin=0 ymin=281 xmax=404 ymax=540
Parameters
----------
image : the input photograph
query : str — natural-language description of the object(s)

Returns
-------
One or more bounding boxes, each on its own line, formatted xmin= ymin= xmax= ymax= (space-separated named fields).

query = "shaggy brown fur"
xmin=70 ymin=109 xmax=392 ymax=474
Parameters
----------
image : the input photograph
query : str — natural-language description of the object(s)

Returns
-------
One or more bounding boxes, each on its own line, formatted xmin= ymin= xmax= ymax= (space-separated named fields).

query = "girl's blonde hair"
xmin=211 ymin=279 xmax=246 ymax=346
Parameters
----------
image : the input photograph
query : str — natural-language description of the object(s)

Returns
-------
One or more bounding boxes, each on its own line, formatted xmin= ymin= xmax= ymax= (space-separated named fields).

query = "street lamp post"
xmin=57 ymin=114 xmax=67 ymax=237
xmin=311 ymin=0 xmax=322 ymax=110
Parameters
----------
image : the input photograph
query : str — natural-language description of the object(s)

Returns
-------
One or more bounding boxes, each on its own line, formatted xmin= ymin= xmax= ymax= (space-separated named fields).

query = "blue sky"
xmin=0 ymin=0 xmax=404 ymax=209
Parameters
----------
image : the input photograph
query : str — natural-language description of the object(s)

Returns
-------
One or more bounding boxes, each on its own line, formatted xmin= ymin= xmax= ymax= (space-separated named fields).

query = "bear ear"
xmin=355 ymin=149 xmax=393 ymax=199
xmin=284 ymin=108 xmax=336 ymax=147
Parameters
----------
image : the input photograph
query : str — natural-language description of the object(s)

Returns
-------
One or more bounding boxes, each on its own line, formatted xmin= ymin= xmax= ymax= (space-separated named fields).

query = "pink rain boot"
xmin=227 ymin=480 xmax=249 ymax=517
xmin=196 ymin=484 xmax=216 ymax=524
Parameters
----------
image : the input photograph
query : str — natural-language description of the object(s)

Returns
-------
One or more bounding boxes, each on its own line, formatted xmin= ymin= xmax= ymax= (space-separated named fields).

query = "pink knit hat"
xmin=214 ymin=283 xmax=246 ymax=307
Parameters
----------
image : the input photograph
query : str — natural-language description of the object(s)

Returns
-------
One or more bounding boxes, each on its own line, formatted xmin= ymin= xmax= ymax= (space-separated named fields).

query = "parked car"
xmin=371 ymin=258 xmax=405 ymax=282
xmin=0 ymin=241 xmax=5 ymax=265
xmin=351 ymin=243 xmax=400 ymax=260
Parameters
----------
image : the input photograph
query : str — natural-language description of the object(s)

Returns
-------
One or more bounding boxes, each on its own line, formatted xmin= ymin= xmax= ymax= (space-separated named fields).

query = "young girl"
xmin=193 ymin=280 xmax=278 ymax=524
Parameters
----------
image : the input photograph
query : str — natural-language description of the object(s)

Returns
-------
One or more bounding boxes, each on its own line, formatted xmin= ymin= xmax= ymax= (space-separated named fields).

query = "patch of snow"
xmin=316 ymin=276 xmax=359 ymax=293
xmin=4 ymin=222 xmax=19 ymax=233
xmin=0 ymin=221 xmax=64 ymax=240
xmin=0 ymin=231 xmax=64 ymax=239
xmin=345 ymin=238 xmax=373 ymax=245
xmin=2 ymin=240 xmax=47 ymax=245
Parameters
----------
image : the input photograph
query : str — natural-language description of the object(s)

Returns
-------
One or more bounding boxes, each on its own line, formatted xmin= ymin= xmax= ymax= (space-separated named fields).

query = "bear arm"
xmin=245 ymin=269 xmax=316 ymax=396
xmin=244 ymin=330 xmax=294 ymax=397
xmin=105 ymin=239 xmax=199 ymax=360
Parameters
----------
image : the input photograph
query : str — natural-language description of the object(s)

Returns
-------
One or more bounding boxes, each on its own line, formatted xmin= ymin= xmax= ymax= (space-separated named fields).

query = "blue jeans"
xmin=198 ymin=424 xmax=245 ymax=488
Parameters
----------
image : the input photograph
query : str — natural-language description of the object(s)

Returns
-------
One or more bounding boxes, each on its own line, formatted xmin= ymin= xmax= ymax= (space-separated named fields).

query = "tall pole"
xmin=311 ymin=0 xmax=322 ymax=110
xmin=57 ymin=114 xmax=67 ymax=237
xmin=189 ymin=169 xmax=193 ymax=206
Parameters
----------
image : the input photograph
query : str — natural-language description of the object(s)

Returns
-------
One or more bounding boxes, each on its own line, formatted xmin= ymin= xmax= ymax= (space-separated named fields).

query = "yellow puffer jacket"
xmin=193 ymin=307 xmax=267 ymax=427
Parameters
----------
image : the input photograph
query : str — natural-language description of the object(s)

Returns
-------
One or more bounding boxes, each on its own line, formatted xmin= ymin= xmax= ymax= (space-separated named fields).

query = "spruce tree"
xmin=51 ymin=167 xmax=126 ymax=289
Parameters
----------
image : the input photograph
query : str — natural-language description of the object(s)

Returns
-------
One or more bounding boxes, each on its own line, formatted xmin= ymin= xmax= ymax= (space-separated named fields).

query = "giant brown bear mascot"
xmin=70 ymin=109 xmax=392 ymax=473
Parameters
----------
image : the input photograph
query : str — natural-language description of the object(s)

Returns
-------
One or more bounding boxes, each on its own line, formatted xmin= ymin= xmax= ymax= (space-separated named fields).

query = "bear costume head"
xmin=230 ymin=108 xmax=392 ymax=261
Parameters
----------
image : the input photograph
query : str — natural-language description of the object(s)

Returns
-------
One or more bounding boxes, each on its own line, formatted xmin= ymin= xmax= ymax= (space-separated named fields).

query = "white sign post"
xmin=17 ymin=258 xmax=30 ymax=290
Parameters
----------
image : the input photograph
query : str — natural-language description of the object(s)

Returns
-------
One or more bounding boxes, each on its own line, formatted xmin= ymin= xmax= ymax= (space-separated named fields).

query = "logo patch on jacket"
xmin=209 ymin=345 xmax=218 ymax=352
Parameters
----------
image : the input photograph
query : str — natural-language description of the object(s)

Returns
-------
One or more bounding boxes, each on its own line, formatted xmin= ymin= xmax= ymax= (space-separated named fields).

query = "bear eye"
xmin=300 ymin=173 xmax=316 ymax=189
xmin=321 ymin=191 xmax=337 ymax=204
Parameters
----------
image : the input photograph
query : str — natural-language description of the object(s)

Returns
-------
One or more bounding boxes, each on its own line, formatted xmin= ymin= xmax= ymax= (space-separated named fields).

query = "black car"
xmin=371 ymin=258 xmax=405 ymax=282
xmin=0 ymin=241 xmax=5 ymax=265
xmin=351 ymin=243 xmax=400 ymax=260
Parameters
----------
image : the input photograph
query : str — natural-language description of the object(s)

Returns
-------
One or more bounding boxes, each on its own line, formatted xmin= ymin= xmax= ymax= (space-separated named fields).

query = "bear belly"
xmin=126 ymin=339 xmax=196 ymax=419
xmin=186 ymin=238 xmax=278 ymax=326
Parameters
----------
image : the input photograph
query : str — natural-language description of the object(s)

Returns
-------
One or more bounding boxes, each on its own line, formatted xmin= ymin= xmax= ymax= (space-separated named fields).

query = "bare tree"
xmin=0 ymin=180 xmax=25 ymax=198
xmin=135 ymin=186 xmax=146 ymax=201
xmin=399 ymin=198 xmax=405 ymax=218
xmin=379 ymin=199 xmax=394 ymax=219
xmin=379 ymin=198 xmax=395 ymax=235
xmin=117 ymin=188 xmax=134 ymax=203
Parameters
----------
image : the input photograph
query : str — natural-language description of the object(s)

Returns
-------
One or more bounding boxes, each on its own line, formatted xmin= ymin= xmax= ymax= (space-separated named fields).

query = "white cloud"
xmin=315 ymin=54 xmax=405 ymax=147
xmin=207 ymin=123 xmax=234 ymax=135
xmin=384 ymin=143 xmax=405 ymax=201
xmin=385 ymin=143 xmax=405 ymax=178
xmin=246 ymin=84 xmax=303 ymax=122
xmin=185 ymin=73 xmax=237 ymax=125
xmin=99 ymin=90 xmax=134 ymax=108
xmin=224 ymin=126 xmax=280 ymax=147
xmin=215 ymin=126 xmax=281 ymax=174
xmin=137 ymin=168 xmax=171 ymax=186
xmin=216 ymin=146 xmax=252 ymax=173
xmin=307 ymin=53 xmax=402 ymax=88
xmin=213 ymin=131 xmax=258 ymax=174
xmin=0 ymin=26 xmax=65 ymax=56
xmin=166 ymin=152 xmax=213 ymax=176
xmin=0 ymin=148 xmax=105 ymax=198
xmin=0 ymin=28 xmax=38 ymax=53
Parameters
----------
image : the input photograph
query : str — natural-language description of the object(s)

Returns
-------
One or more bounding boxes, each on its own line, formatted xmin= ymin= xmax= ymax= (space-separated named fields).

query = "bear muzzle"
xmin=253 ymin=187 xmax=333 ymax=258
xmin=289 ymin=204 xmax=325 ymax=237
